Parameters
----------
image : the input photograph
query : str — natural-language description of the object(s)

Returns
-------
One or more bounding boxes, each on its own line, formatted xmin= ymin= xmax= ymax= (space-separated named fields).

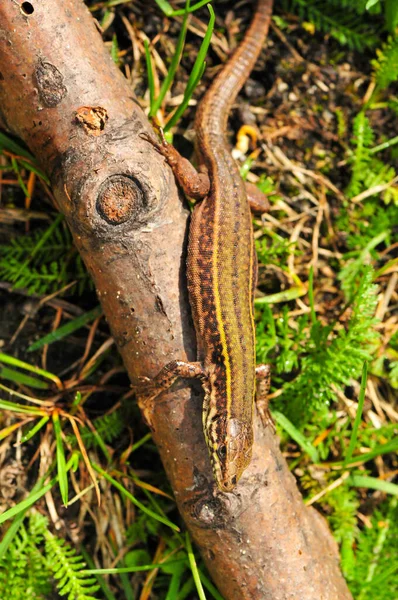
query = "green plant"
xmin=257 ymin=267 xmax=379 ymax=423
xmin=327 ymin=485 xmax=360 ymax=578
xmin=283 ymin=0 xmax=382 ymax=49
xmin=44 ymin=528 xmax=100 ymax=600
xmin=0 ymin=215 xmax=90 ymax=295
xmin=0 ymin=513 xmax=51 ymax=600
xmin=345 ymin=112 xmax=398 ymax=205
xmin=349 ymin=498 xmax=398 ymax=599
xmin=0 ymin=512 xmax=100 ymax=600
xmin=372 ymin=34 xmax=398 ymax=90
xmin=145 ymin=1 xmax=215 ymax=131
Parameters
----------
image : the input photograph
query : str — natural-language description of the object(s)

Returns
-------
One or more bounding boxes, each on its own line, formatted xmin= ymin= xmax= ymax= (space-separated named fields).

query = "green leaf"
xmin=0 ymin=398 xmax=45 ymax=415
xmin=272 ymin=411 xmax=320 ymax=463
xmin=149 ymin=3 xmax=190 ymax=118
xmin=348 ymin=475 xmax=398 ymax=496
xmin=92 ymin=463 xmax=180 ymax=531
xmin=165 ymin=3 xmax=215 ymax=131
xmin=0 ymin=131 xmax=35 ymax=160
xmin=28 ymin=305 xmax=102 ymax=352
xmin=385 ymin=0 xmax=398 ymax=32
xmin=185 ymin=532 xmax=207 ymax=600
xmin=144 ymin=40 xmax=155 ymax=112
xmin=19 ymin=416 xmax=50 ymax=444
xmin=83 ymin=559 xmax=186 ymax=575
xmin=0 ymin=365 xmax=49 ymax=389
xmin=52 ymin=412 xmax=69 ymax=506
xmin=154 ymin=0 xmax=211 ymax=17
xmin=0 ymin=455 xmax=77 ymax=526
xmin=344 ymin=362 xmax=368 ymax=466
xmin=0 ymin=352 xmax=61 ymax=388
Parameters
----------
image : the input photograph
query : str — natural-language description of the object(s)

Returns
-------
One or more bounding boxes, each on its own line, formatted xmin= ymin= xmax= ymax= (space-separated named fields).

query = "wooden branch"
xmin=0 ymin=1 xmax=353 ymax=598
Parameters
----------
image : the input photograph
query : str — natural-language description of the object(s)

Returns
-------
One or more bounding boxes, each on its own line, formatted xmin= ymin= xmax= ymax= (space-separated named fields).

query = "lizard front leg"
xmin=135 ymin=360 xmax=205 ymax=428
xmin=141 ymin=130 xmax=210 ymax=200
xmin=255 ymin=364 xmax=273 ymax=428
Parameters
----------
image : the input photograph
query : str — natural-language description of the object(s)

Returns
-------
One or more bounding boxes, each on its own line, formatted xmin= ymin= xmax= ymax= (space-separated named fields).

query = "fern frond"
xmin=44 ymin=530 xmax=99 ymax=600
xmin=0 ymin=513 xmax=51 ymax=600
xmin=284 ymin=0 xmax=380 ymax=49
xmin=372 ymin=34 xmax=398 ymax=90
xmin=346 ymin=111 xmax=374 ymax=198
xmin=76 ymin=409 xmax=126 ymax=450
xmin=344 ymin=111 xmax=397 ymax=203
xmin=326 ymin=484 xmax=360 ymax=580
xmin=66 ymin=408 xmax=126 ymax=452
xmin=0 ymin=219 xmax=90 ymax=295
xmin=281 ymin=267 xmax=379 ymax=422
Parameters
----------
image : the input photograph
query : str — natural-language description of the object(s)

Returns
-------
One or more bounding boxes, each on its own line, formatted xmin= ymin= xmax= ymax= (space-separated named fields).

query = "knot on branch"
xmin=97 ymin=175 xmax=143 ymax=225
xmin=184 ymin=487 xmax=243 ymax=530
xmin=34 ymin=59 xmax=67 ymax=108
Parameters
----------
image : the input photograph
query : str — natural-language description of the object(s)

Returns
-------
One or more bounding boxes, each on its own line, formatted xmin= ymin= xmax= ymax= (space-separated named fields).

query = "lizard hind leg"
xmin=246 ymin=182 xmax=270 ymax=214
xmin=255 ymin=364 xmax=274 ymax=430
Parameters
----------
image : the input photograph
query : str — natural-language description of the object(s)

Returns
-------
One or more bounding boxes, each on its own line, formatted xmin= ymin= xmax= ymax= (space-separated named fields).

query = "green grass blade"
xmin=83 ymin=559 xmax=187 ymax=575
xmin=272 ymin=411 xmax=320 ymax=463
xmin=0 ymin=482 xmax=55 ymax=524
xmin=18 ymin=158 xmax=50 ymax=184
xmin=0 ymin=131 xmax=34 ymax=160
xmin=344 ymin=361 xmax=368 ymax=466
xmin=52 ymin=411 xmax=69 ymax=506
xmin=172 ymin=0 xmax=211 ymax=16
xmin=324 ymin=437 xmax=398 ymax=468
xmin=199 ymin=570 xmax=224 ymax=600
xmin=308 ymin=266 xmax=316 ymax=324
xmin=348 ymin=475 xmax=398 ymax=495
xmin=150 ymin=2 xmax=190 ymax=118
xmin=11 ymin=157 xmax=29 ymax=196
xmin=184 ymin=3 xmax=215 ymax=94
xmin=28 ymin=305 xmax=102 ymax=352
xmin=254 ymin=286 xmax=307 ymax=305
xmin=0 ymin=352 xmax=62 ymax=387
xmin=0 ymin=365 xmax=49 ymax=389
xmin=0 ymin=510 xmax=28 ymax=559
xmin=0 ymin=471 xmax=51 ymax=559
xmin=80 ymin=547 xmax=118 ymax=600
xmin=176 ymin=578 xmax=195 ymax=600
xmin=131 ymin=432 xmax=152 ymax=452
xmin=0 ymin=398 xmax=46 ymax=415
xmin=165 ymin=3 xmax=214 ymax=131
xmin=153 ymin=0 xmax=175 ymax=15
xmin=165 ymin=62 xmax=205 ymax=132
xmin=116 ymin=557 xmax=135 ymax=600
xmin=111 ymin=33 xmax=120 ymax=65
xmin=154 ymin=0 xmax=211 ymax=16
xmin=0 ymin=455 xmax=76 ymax=526
xmin=185 ymin=532 xmax=207 ymax=600
xmin=93 ymin=463 xmax=180 ymax=531
xmin=144 ymin=40 xmax=155 ymax=111
xmin=19 ymin=415 xmax=50 ymax=444
xmin=369 ymin=134 xmax=398 ymax=155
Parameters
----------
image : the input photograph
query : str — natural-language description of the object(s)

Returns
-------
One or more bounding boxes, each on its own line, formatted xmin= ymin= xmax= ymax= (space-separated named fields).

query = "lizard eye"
xmin=217 ymin=445 xmax=227 ymax=460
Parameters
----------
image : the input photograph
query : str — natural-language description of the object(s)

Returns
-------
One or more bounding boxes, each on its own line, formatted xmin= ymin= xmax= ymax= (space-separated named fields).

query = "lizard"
xmin=138 ymin=0 xmax=274 ymax=493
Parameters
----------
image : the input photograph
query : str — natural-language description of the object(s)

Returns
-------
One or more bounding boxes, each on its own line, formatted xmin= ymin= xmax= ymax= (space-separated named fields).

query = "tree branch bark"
xmin=0 ymin=1 xmax=352 ymax=598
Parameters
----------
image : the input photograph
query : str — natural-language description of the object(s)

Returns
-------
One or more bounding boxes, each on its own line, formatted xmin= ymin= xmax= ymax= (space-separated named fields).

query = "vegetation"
xmin=0 ymin=0 xmax=397 ymax=598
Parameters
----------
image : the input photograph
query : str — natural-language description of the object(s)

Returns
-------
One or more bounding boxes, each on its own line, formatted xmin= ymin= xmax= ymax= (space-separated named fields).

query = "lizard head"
xmin=205 ymin=415 xmax=253 ymax=493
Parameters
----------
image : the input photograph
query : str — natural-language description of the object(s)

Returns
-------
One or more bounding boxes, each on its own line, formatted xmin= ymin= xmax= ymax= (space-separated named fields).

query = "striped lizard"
xmin=139 ymin=0 xmax=273 ymax=492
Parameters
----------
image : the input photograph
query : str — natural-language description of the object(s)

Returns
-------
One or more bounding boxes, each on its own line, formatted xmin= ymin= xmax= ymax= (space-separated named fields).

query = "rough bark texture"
xmin=0 ymin=1 xmax=353 ymax=598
